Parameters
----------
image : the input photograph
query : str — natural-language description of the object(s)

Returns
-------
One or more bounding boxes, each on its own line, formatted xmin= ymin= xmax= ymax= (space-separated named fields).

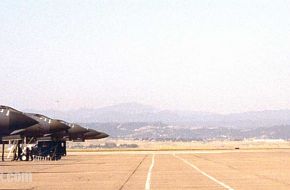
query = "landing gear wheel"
xmin=20 ymin=154 xmax=27 ymax=161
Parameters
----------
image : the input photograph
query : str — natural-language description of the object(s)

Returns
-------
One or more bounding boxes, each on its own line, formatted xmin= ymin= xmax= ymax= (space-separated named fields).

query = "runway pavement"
xmin=1 ymin=149 xmax=290 ymax=190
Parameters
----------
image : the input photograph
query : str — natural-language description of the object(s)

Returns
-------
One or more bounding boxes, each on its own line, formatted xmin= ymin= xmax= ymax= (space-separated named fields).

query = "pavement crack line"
xmin=145 ymin=154 xmax=155 ymax=190
xmin=118 ymin=155 xmax=148 ymax=190
xmin=173 ymin=154 xmax=234 ymax=190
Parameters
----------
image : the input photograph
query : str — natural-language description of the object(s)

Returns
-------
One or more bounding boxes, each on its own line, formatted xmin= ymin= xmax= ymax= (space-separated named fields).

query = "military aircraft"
xmin=51 ymin=120 xmax=109 ymax=142
xmin=0 ymin=106 xmax=39 ymax=139
xmin=0 ymin=106 xmax=39 ymax=161
xmin=30 ymin=122 xmax=109 ymax=160
xmin=13 ymin=113 xmax=71 ymax=138
xmin=0 ymin=105 xmax=109 ymax=161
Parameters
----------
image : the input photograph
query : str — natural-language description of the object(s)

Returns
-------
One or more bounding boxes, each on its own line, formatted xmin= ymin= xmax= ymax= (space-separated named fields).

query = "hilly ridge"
xmin=26 ymin=102 xmax=290 ymax=129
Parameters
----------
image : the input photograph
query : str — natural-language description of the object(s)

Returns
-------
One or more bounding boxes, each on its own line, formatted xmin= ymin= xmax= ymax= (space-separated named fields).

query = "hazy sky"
xmin=1 ymin=0 xmax=290 ymax=113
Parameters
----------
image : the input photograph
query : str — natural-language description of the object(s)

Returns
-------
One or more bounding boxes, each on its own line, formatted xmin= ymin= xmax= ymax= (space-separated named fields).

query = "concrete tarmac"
xmin=1 ymin=150 xmax=290 ymax=190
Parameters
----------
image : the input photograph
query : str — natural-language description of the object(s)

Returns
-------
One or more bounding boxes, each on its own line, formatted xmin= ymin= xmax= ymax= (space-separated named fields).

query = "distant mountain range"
xmin=25 ymin=102 xmax=290 ymax=129
xmin=87 ymin=122 xmax=290 ymax=140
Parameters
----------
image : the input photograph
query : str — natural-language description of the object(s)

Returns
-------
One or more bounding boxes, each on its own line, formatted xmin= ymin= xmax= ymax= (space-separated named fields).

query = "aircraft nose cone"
xmin=98 ymin=133 xmax=109 ymax=139
xmin=9 ymin=111 xmax=38 ymax=130
xmin=84 ymin=131 xmax=109 ymax=139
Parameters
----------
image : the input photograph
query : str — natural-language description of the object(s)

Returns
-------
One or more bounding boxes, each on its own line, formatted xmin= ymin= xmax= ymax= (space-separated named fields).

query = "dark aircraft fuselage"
xmin=19 ymin=114 xmax=70 ymax=137
xmin=0 ymin=106 xmax=38 ymax=137
xmin=84 ymin=132 xmax=109 ymax=140
xmin=52 ymin=122 xmax=109 ymax=141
